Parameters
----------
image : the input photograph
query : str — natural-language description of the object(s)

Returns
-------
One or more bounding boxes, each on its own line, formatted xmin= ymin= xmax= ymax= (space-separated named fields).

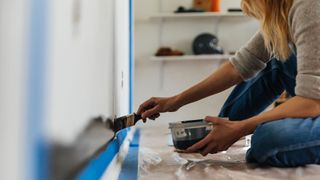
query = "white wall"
xmin=46 ymin=0 xmax=132 ymax=144
xmin=0 ymin=0 xmax=132 ymax=178
xmin=134 ymin=0 xmax=259 ymax=126
xmin=0 ymin=1 xmax=26 ymax=180
xmin=115 ymin=0 xmax=131 ymax=116
xmin=46 ymin=0 xmax=115 ymax=143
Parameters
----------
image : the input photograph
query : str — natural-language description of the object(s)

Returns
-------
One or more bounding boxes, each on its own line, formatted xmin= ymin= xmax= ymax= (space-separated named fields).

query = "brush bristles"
xmin=125 ymin=115 xmax=135 ymax=127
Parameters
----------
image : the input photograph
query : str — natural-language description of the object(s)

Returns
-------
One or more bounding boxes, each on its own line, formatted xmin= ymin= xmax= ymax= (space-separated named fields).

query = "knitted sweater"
xmin=230 ymin=0 xmax=320 ymax=99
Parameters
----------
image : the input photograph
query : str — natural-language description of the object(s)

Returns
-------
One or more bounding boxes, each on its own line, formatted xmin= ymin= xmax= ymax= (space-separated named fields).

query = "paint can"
xmin=169 ymin=120 xmax=213 ymax=150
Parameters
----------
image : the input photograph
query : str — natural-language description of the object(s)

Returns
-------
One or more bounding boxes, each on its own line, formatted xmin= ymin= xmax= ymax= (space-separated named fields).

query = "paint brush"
xmin=106 ymin=113 xmax=143 ymax=133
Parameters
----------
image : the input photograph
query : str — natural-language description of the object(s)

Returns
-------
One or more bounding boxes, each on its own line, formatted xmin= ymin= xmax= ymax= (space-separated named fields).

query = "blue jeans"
xmin=219 ymin=55 xmax=320 ymax=167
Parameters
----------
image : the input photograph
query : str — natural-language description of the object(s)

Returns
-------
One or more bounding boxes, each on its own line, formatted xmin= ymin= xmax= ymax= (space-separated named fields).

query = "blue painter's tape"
xmin=77 ymin=128 xmax=140 ymax=180
xmin=129 ymin=0 xmax=133 ymax=114
xmin=118 ymin=130 xmax=140 ymax=180
xmin=27 ymin=0 xmax=48 ymax=179
xmin=77 ymin=140 xmax=118 ymax=180
xmin=77 ymin=129 xmax=128 ymax=180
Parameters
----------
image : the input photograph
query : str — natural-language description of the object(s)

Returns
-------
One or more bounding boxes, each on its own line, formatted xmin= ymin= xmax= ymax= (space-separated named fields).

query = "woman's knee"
xmin=246 ymin=120 xmax=288 ymax=164
xmin=246 ymin=118 xmax=320 ymax=167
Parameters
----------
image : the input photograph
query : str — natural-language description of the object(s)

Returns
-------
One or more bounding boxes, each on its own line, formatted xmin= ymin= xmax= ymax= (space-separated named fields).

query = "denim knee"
xmin=246 ymin=120 xmax=287 ymax=164
xmin=246 ymin=118 xmax=320 ymax=167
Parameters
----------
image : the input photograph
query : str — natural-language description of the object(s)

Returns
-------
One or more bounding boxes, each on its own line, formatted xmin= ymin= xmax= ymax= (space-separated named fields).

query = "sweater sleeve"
xmin=290 ymin=0 xmax=320 ymax=99
xmin=229 ymin=31 xmax=271 ymax=80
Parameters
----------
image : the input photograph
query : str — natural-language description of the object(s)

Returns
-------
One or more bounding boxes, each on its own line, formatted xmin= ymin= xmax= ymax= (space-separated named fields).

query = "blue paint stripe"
xmin=118 ymin=130 xmax=140 ymax=180
xmin=77 ymin=128 xmax=139 ymax=180
xmin=27 ymin=0 xmax=49 ymax=179
xmin=129 ymin=0 xmax=133 ymax=113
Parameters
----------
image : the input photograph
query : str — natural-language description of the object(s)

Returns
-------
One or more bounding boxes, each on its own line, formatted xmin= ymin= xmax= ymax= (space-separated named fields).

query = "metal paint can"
xmin=169 ymin=119 xmax=213 ymax=150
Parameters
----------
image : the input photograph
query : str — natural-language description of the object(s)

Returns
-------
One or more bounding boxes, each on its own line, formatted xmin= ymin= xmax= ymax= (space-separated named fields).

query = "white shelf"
xmin=150 ymin=12 xmax=245 ymax=19
xmin=151 ymin=54 xmax=231 ymax=62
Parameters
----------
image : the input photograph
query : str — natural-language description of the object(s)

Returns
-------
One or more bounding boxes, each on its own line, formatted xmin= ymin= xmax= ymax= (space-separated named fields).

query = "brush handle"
xmin=134 ymin=113 xmax=142 ymax=124
xmin=133 ymin=113 xmax=156 ymax=124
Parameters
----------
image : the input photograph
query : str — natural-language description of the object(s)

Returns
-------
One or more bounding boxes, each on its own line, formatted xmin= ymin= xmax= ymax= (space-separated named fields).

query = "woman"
xmin=138 ymin=0 xmax=320 ymax=167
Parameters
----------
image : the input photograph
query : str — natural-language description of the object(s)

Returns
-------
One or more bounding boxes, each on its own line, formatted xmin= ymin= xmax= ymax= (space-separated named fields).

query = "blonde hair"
xmin=241 ymin=0 xmax=294 ymax=60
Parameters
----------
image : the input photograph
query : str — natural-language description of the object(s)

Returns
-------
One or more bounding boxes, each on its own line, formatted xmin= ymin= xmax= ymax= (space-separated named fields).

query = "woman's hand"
xmin=137 ymin=96 xmax=181 ymax=122
xmin=184 ymin=116 xmax=248 ymax=156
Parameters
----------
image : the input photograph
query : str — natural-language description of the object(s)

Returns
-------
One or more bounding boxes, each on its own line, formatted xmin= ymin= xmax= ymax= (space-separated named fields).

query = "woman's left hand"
xmin=184 ymin=116 xmax=248 ymax=156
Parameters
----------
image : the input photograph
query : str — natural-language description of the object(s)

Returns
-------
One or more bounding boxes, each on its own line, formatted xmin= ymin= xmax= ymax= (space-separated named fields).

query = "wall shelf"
xmin=151 ymin=54 xmax=231 ymax=62
xmin=150 ymin=12 xmax=245 ymax=19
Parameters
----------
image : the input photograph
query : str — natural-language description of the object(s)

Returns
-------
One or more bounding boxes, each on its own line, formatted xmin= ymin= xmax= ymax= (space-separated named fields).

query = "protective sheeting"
xmin=139 ymin=126 xmax=320 ymax=180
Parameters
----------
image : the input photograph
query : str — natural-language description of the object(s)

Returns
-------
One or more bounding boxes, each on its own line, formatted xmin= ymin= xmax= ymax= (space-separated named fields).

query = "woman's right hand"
xmin=137 ymin=96 xmax=181 ymax=122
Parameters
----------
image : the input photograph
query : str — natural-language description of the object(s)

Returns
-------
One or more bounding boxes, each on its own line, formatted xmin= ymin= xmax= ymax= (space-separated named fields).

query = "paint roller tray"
xmin=169 ymin=119 xmax=213 ymax=150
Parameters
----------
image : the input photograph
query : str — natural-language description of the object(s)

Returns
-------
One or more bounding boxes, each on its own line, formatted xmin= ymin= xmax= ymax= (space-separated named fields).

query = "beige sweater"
xmin=230 ymin=0 xmax=320 ymax=99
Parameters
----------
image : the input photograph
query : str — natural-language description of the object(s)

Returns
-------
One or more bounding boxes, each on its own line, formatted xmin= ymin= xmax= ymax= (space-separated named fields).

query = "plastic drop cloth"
xmin=138 ymin=125 xmax=320 ymax=180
